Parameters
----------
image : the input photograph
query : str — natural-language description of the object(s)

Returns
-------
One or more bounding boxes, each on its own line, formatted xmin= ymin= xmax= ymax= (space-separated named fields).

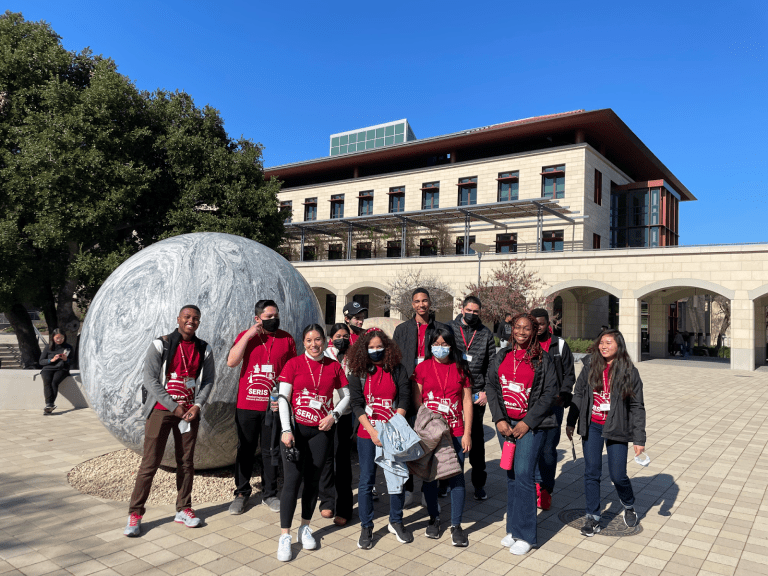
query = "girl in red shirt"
xmin=275 ymin=324 xmax=350 ymax=562
xmin=412 ymin=327 xmax=473 ymax=547
xmin=347 ymin=328 xmax=413 ymax=549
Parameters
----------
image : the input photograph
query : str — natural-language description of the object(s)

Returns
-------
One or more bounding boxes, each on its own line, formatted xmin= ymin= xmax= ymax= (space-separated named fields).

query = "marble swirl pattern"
xmin=79 ymin=232 xmax=323 ymax=469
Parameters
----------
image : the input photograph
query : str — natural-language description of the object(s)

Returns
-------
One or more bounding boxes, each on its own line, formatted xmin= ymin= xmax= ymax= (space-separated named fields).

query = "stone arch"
xmin=748 ymin=283 xmax=768 ymax=301
xmin=634 ymin=278 xmax=735 ymax=301
xmin=308 ymin=281 xmax=339 ymax=294
xmin=544 ymin=279 xmax=622 ymax=299
xmin=343 ymin=280 xmax=390 ymax=295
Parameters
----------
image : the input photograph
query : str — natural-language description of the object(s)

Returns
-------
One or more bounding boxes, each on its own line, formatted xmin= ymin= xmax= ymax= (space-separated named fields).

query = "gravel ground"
xmin=68 ymin=449 xmax=260 ymax=505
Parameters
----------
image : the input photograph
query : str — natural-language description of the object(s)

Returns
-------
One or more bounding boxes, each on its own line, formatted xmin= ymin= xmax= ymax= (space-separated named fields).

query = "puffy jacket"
xmin=392 ymin=315 xmax=447 ymax=377
xmin=543 ymin=335 xmax=576 ymax=404
xmin=486 ymin=346 xmax=559 ymax=430
xmin=407 ymin=405 xmax=461 ymax=481
xmin=567 ymin=356 xmax=646 ymax=445
xmin=449 ymin=316 xmax=496 ymax=393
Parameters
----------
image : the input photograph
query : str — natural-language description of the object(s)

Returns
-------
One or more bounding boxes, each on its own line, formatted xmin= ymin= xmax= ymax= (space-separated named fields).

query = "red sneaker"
xmin=539 ymin=487 xmax=552 ymax=511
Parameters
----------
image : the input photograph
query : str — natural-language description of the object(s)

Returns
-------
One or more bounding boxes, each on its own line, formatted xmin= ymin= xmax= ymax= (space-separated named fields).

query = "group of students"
xmin=122 ymin=290 xmax=647 ymax=563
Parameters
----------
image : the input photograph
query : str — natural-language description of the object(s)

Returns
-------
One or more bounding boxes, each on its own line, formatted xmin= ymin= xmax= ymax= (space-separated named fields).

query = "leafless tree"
xmin=377 ymin=270 xmax=454 ymax=319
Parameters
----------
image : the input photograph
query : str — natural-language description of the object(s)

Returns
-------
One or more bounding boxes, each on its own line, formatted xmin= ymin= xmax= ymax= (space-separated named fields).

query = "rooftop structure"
xmin=329 ymin=119 xmax=416 ymax=157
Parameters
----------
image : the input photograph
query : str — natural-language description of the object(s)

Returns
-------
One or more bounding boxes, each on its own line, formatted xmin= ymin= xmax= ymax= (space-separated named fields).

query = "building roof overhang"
xmin=265 ymin=108 xmax=695 ymax=202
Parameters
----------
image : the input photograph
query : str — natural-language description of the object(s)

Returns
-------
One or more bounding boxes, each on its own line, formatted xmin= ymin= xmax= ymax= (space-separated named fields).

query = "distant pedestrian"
xmin=39 ymin=328 xmax=73 ymax=414
xmin=123 ymin=305 xmax=216 ymax=537
xmin=497 ymin=313 xmax=513 ymax=348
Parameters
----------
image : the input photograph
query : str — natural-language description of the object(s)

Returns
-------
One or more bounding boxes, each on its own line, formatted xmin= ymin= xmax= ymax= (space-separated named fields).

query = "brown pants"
xmin=129 ymin=408 xmax=199 ymax=515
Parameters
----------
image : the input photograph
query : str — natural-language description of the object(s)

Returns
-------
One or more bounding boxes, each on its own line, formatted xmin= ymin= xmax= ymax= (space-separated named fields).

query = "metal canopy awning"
xmin=284 ymin=198 xmax=577 ymax=260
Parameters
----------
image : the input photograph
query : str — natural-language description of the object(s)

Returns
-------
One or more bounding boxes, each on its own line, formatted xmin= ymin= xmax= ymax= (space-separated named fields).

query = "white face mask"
xmin=431 ymin=345 xmax=450 ymax=359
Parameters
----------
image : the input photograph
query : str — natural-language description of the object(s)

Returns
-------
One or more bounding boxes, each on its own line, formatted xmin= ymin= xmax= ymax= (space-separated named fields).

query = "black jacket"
xmin=486 ymin=346 xmax=559 ymax=430
xmin=348 ymin=363 xmax=411 ymax=421
xmin=496 ymin=321 xmax=512 ymax=341
xmin=449 ymin=316 xmax=496 ymax=393
xmin=542 ymin=335 xmax=576 ymax=404
xmin=392 ymin=315 xmax=447 ymax=377
xmin=39 ymin=342 xmax=73 ymax=371
xmin=566 ymin=356 xmax=646 ymax=445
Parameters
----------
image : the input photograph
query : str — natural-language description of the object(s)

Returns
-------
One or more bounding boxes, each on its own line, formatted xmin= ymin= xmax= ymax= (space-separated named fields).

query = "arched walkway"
xmin=550 ymin=283 xmax=618 ymax=341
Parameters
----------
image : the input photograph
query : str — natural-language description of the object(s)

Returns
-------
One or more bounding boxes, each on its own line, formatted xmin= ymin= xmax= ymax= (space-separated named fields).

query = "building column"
xmin=558 ymin=292 xmax=580 ymax=339
xmin=730 ymin=294 xmax=754 ymax=371
xmin=619 ymin=293 xmax=641 ymax=364
xmin=755 ymin=298 xmax=768 ymax=367
xmin=647 ymin=297 xmax=669 ymax=359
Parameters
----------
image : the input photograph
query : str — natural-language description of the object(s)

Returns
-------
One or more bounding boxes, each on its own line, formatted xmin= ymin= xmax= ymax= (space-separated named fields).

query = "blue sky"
xmin=9 ymin=0 xmax=768 ymax=245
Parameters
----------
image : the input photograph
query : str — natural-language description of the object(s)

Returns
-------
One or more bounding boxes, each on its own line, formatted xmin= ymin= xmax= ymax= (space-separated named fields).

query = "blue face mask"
xmin=368 ymin=348 xmax=385 ymax=362
xmin=431 ymin=345 xmax=450 ymax=359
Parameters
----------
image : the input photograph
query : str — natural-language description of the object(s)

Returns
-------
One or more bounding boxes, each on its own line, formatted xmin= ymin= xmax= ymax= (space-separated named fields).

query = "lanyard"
xmin=417 ymin=323 xmax=427 ymax=357
xmin=178 ymin=342 xmax=193 ymax=377
xmin=259 ymin=334 xmax=276 ymax=364
xmin=365 ymin=366 xmax=386 ymax=402
xmin=511 ymin=348 xmax=528 ymax=382
xmin=304 ymin=356 xmax=325 ymax=396
xmin=460 ymin=326 xmax=477 ymax=354
xmin=602 ymin=367 xmax=611 ymax=397
xmin=430 ymin=358 xmax=455 ymax=399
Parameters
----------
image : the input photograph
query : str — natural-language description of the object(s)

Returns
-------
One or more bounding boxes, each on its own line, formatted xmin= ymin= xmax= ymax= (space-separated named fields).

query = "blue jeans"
xmin=535 ymin=405 xmax=564 ymax=493
xmin=357 ymin=436 xmax=405 ymax=527
xmin=497 ymin=423 xmax=544 ymax=546
xmin=582 ymin=421 xmax=635 ymax=520
xmin=423 ymin=436 xmax=465 ymax=526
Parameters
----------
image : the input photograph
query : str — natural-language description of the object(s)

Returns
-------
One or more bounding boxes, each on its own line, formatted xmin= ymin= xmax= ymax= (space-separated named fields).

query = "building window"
xmin=542 ymin=230 xmax=564 ymax=252
xmin=358 ymin=191 xmax=373 ymax=216
xmin=420 ymin=238 xmax=438 ymax=257
xmin=328 ymin=243 xmax=343 ymax=260
xmin=389 ymin=186 xmax=405 ymax=213
xmin=304 ymin=198 xmax=317 ymax=221
xmin=324 ymin=294 xmax=336 ymax=326
xmin=330 ymin=194 xmax=344 ymax=219
xmin=593 ymin=233 xmax=601 ymax=250
xmin=498 ymin=172 xmax=519 ymax=202
xmin=458 ymin=177 xmax=477 ymax=206
xmin=356 ymin=242 xmax=372 ymax=259
xmin=331 ymin=122 xmax=407 ymax=156
xmin=387 ymin=240 xmax=401 ymax=258
xmin=352 ymin=294 xmax=369 ymax=317
xmin=541 ymin=165 xmax=565 ymax=199
xmin=303 ymin=245 xmax=316 ymax=261
xmin=456 ymin=235 xmax=476 ymax=255
xmin=280 ymin=201 xmax=292 ymax=223
xmin=422 ymin=182 xmax=439 ymax=209
xmin=496 ymin=233 xmax=517 ymax=253
xmin=594 ymin=169 xmax=603 ymax=205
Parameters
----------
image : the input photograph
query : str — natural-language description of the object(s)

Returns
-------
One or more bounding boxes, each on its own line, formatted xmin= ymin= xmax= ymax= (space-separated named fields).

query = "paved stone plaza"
xmin=2 ymin=361 xmax=768 ymax=576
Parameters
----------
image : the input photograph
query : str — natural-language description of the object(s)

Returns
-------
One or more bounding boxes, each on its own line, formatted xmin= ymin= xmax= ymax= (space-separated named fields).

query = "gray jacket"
xmin=141 ymin=330 xmax=215 ymax=419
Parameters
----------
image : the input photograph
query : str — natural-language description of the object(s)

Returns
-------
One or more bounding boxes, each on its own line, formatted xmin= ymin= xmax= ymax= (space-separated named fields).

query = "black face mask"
xmin=463 ymin=313 xmax=481 ymax=327
xmin=348 ymin=323 xmax=363 ymax=334
xmin=333 ymin=338 xmax=350 ymax=353
xmin=261 ymin=318 xmax=280 ymax=333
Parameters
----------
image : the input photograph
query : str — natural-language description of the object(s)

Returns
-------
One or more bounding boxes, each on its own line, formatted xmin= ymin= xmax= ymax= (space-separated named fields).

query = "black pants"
xmin=41 ymin=369 xmax=68 ymax=406
xmin=280 ymin=423 xmax=333 ymax=529
xmin=318 ymin=413 xmax=354 ymax=520
xmin=469 ymin=403 xmax=487 ymax=489
xmin=234 ymin=408 xmax=279 ymax=500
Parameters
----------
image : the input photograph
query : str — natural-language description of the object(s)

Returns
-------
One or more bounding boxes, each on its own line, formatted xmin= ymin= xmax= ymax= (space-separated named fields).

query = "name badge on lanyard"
xmin=184 ymin=377 xmax=196 ymax=389
xmin=417 ymin=356 xmax=425 ymax=365
xmin=437 ymin=401 xmax=450 ymax=414
xmin=507 ymin=382 xmax=523 ymax=393
xmin=261 ymin=364 xmax=273 ymax=374
xmin=462 ymin=353 xmax=473 ymax=362
xmin=309 ymin=398 xmax=323 ymax=410
xmin=365 ymin=405 xmax=374 ymax=417
xmin=599 ymin=401 xmax=610 ymax=412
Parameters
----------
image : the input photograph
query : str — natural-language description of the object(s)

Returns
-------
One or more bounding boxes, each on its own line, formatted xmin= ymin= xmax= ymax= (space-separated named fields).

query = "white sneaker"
xmin=501 ymin=533 xmax=515 ymax=547
xmin=404 ymin=491 xmax=415 ymax=507
xmin=174 ymin=508 xmax=201 ymax=528
xmin=420 ymin=493 xmax=440 ymax=513
xmin=298 ymin=524 xmax=316 ymax=550
xmin=510 ymin=540 xmax=532 ymax=555
xmin=123 ymin=513 xmax=142 ymax=537
xmin=277 ymin=533 xmax=292 ymax=561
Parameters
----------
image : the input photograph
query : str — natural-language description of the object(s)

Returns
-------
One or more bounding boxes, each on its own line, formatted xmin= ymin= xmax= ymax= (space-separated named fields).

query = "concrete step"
xmin=0 ymin=343 xmax=23 ymax=369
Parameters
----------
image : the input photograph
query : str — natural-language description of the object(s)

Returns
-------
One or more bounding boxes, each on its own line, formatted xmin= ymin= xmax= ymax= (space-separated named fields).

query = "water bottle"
xmin=270 ymin=387 xmax=279 ymax=406
xmin=500 ymin=436 xmax=516 ymax=470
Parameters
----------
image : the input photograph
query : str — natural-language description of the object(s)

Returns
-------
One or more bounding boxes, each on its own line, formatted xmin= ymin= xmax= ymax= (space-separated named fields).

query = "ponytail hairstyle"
xmin=508 ymin=312 xmax=543 ymax=367
xmin=424 ymin=327 xmax=473 ymax=385
xmin=302 ymin=324 xmax=326 ymax=340
xmin=587 ymin=329 xmax=635 ymax=399
xmin=346 ymin=328 xmax=402 ymax=376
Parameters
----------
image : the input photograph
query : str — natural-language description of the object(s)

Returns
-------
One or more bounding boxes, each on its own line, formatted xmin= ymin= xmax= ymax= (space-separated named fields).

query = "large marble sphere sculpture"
xmin=80 ymin=232 xmax=323 ymax=469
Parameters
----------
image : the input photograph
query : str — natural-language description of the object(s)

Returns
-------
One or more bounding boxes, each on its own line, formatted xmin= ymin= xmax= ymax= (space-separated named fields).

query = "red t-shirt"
xmin=540 ymin=337 xmax=552 ymax=353
xmin=498 ymin=348 xmax=536 ymax=420
xmin=592 ymin=365 xmax=612 ymax=425
xmin=417 ymin=323 xmax=428 ymax=363
xmin=358 ymin=366 xmax=397 ymax=439
xmin=234 ymin=329 xmax=296 ymax=411
xmin=279 ymin=355 xmax=348 ymax=427
xmin=412 ymin=358 xmax=470 ymax=436
xmin=155 ymin=339 xmax=200 ymax=411
xmin=350 ymin=332 xmax=359 ymax=345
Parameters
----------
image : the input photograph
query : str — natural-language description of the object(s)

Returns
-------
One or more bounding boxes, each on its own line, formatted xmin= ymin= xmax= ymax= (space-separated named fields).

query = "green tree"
xmin=0 ymin=12 xmax=283 ymax=367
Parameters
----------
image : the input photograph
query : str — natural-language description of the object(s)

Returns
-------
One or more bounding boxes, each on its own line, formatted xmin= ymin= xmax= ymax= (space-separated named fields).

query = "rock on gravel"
xmin=68 ymin=449 xmax=262 ymax=505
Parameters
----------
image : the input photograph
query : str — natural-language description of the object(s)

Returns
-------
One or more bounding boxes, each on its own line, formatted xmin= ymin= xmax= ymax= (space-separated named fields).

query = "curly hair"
xmin=346 ymin=328 xmax=402 ymax=376
xmin=509 ymin=312 xmax=543 ymax=366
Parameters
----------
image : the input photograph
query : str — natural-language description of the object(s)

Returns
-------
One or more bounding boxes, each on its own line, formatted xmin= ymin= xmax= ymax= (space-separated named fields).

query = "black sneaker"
xmin=43 ymin=405 xmax=56 ymax=414
xmin=450 ymin=525 xmax=468 ymax=547
xmin=581 ymin=517 xmax=601 ymax=537
xmin=624 ymin=508 xmax=638 ymax=527
xmin=473 ymin=488 xmax=487 ymax=501
xmin=228 ymin=494 xmax=248 ymax=515
xmin=425 ymin=516 xmax=440 ymax=539
xmin=388 ymin=522 xmax=413 ymax=543
xmin=358 ymin=525 xmax=374 ymax=549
